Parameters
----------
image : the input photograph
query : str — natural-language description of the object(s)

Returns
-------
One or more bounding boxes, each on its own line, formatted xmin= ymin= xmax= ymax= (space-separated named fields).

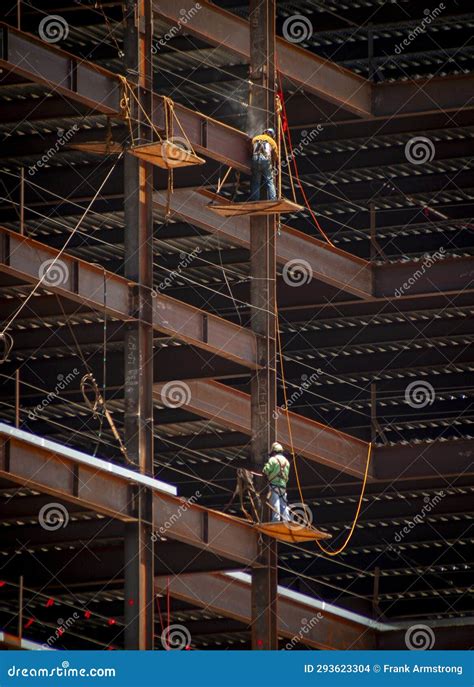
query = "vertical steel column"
xmin=123 ymin=0 xmax=155 ymax=650
xmin=249 ymin=0 xmax=278 ymax=651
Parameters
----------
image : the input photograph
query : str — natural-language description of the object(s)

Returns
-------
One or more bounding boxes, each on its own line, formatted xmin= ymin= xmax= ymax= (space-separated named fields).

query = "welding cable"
xmin=0 ymin=156 xmax=123 ymax=340
xmin=275 ymin=305 xmax=373 ymax=556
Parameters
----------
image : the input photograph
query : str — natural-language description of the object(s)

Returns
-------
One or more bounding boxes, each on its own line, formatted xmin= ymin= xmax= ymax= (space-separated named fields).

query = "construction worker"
xmin=249 ymin=127 xmax=278 ymax=201
xmin=263 ymin=441 xmax=290 ymax=522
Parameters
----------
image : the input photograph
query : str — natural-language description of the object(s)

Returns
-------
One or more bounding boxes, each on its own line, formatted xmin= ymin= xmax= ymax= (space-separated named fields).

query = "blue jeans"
xmin=249 ymin=155 xmax=277 ymax=201
xmin=268 ymin=485 xmax=289 ymax=522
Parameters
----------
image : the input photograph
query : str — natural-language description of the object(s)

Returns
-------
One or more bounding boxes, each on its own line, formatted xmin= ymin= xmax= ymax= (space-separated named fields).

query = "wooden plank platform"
xmin=255 ymin=521 xmax=332 ymax=543
xmin=129 ymin=140 xmax=206 ymax=168
xmin=207 ymin=197 xmax=304 ymax=217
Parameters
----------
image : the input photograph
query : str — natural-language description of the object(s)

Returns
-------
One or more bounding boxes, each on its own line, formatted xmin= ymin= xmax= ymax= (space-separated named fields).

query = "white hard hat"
xmin=271 ymin=441 xmax=284 ymax=453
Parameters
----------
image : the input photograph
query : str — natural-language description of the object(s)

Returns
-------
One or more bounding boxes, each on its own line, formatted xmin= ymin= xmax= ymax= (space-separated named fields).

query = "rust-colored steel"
xmin=0 ymin=226 xmax=258 ymax=369
xmin=0 ymin=23 xmax=121 ymax=113
xmin=0 ymin=430 xmax=259 ymax=566
xmin=152 ymin=1 xmax=372 ymax=116
xmin=154 ymin=188 xmax=373 ymax=298
xmin=153 ymin=379 xmax=372 ymax=479
xmin=154 ymin=573 xmax=376 ymax=650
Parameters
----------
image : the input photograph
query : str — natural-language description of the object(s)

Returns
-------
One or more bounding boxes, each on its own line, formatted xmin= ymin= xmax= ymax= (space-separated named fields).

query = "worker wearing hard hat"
xmin=263 ymin=441 xmax=290 ymax=522
xmin=249 ymin=128 xmax=279 ymax=201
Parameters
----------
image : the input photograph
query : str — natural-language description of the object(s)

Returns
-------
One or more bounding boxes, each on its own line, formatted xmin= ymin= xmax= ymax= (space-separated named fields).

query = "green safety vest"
xmin=263 ymin=453 xmax=290 ymax=488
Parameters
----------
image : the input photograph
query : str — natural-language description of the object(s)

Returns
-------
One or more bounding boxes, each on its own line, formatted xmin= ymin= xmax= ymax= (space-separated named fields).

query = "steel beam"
xmin=246 ymin=0 xmax=279 ymax=651
xmin=152 ymin=0 xmax=371 ymax=116
xmin=122 ymin=0 xmax=155 ymax=650
xmin=154 ymin=572 xmax=378 ymax=649
xmin=374 ymin=257 xmax=474 ymax=298
xmin=0 ymin=23 xmax=121 ymax=114
xmin=153 ymin=380 xmax=371 ymax=478
xmin=0 ymin=226 xmax=258 ymax=369
xmin=0 ymin=423 xmax=259 ymax=566
xmin=373 ymin=74 xmax=474 ymax=118
xmin=154 ymin=189 xmax=373 ymax=298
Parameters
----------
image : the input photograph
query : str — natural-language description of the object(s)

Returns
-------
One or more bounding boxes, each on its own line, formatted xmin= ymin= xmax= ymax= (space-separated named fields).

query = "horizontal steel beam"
xmin=374 ymin=257 xmax=474 ymax=298
xmin=0 ymin=23 xmax=121 ymax=113
xmin=0 ymin=226 xmax=258 ymax=369
xmin=154 ymin=189 xmax=373 ymax=299
xmin=373 ymin=74 xmax=474 ymax=118
xmin=152 ymin=0 xmax=372 ymax=116
xmin=0 ymin=423 xmax=259 ymax=566
xmin=153 ymin=379 xmax=371 ymax=478
xmin=154 ymin=572 xmax=379 ymax=649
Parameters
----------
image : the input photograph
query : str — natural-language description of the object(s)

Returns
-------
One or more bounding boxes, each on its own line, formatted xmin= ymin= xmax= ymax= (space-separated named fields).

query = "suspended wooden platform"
xmin=207 ymin=197 xmax=304 ymax=217
xmin=68 ymin=141 xmax=123 ymax=155
xmin=255 ymin=521 xmax=332 ymax=544
xmin=129 ymin=140 xmax=206 ymax=168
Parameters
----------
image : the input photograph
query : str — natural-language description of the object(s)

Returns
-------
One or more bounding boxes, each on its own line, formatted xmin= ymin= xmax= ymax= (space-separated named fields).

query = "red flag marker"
xmin=45 ymin=598 xmax=54 ymax=607
xmin=84 ymin=610 xmax=91 ymax=619
xmin=108 ymin=618 xmax=116 ymax=626
xmin=24 ymin=618 xmax=35 ymax=629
